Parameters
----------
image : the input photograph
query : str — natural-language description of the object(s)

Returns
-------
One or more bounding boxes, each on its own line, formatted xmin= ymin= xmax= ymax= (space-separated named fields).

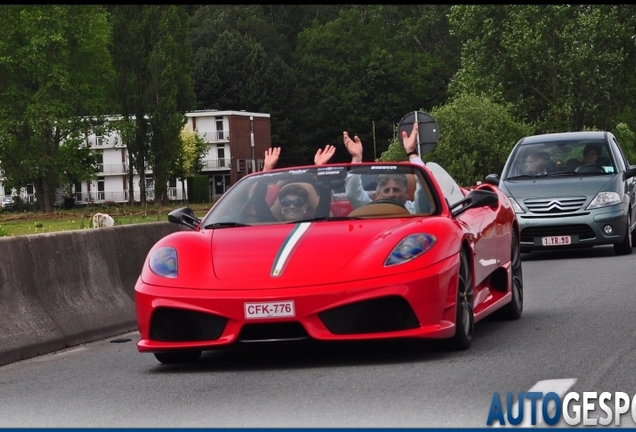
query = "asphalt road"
xmin=1 ymin=245 xmax=635 ymax=428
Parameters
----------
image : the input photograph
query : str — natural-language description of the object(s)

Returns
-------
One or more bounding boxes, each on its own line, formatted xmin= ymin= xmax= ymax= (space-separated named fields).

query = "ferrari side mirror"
xmin=450 ymin=189 xmax=499 ymax=218
xmin=168 ymin=207 xmax=201 ymax=230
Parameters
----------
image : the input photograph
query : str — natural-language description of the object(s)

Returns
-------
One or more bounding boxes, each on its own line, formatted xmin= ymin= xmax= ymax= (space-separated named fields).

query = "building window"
xmin=98 ymin=178 xmax=105 ymax=201
xmin=216 ymin=118 xmax=224 ymax=140
xmin=95 ymin=136 xmax=103 ymax=146
xmin=218 ymin=145 xmax=225 ymax=168
xmin=74 ymin=182 xmax=82 ymax=201
xmin=169 ymin=178 xmax=177 ymax=198
xmin=26 ymin=184 xmax=34 ymax=202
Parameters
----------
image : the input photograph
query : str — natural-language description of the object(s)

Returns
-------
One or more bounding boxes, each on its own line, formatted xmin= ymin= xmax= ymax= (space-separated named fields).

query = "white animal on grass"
xmin=92 ymin=212 xmax=115 ymax=228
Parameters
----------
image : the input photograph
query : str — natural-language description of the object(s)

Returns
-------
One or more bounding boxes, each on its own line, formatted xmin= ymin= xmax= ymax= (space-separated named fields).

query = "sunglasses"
xmin=281 ymin=198 xmax=306 ymax=208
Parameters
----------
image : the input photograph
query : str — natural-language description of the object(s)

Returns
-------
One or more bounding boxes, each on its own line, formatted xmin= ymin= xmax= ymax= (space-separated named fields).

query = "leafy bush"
xmin=187 ymin=175 xmax=210 ymax=203
xmin=426 ymin=93 xmax=534 ymax=186
xmin=613 ymin=123 xmax=636 ymax=164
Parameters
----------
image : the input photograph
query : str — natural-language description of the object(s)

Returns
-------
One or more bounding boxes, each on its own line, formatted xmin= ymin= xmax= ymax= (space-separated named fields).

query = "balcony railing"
xmin=66 ymin=187 xmax=183 ymax=204
xmin=97 ymin=163 xmax=128 ymax=174
xmin=201 ymin=130 xmax=229 ymax=142
xmin=202 ymin=158 xmax=231 ymax=170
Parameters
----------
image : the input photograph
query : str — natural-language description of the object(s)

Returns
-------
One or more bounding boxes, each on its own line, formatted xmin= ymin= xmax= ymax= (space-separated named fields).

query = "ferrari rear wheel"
xmin=154 ymin=350 xmax=202 ymax=365
xmin=447 ymin=250 xmax=474 ymax=350
xmin=498 ymin=230 xmax=523 ymax=320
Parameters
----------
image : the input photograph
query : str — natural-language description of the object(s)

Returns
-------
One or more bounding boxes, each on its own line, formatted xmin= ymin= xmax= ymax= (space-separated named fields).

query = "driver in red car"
xmin=342 ymin=123 xmax=424 ymax=213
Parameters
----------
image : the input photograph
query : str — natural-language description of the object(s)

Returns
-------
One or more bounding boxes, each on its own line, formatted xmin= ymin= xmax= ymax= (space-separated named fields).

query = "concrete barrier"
xmin=0 ymin=221 xmax=182 ymax=367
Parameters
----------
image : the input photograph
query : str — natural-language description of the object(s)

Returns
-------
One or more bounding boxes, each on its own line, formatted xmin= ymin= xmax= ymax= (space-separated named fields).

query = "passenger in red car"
xmin=277 ymin=184 xmax=309 ymax=221
xmin=260 ymin=123 xmax=435 ymax=214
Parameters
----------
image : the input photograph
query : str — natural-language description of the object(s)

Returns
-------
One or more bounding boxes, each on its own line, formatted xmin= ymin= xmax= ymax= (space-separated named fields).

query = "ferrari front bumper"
xmin=135 ymin=254 xmax=460 ymax=352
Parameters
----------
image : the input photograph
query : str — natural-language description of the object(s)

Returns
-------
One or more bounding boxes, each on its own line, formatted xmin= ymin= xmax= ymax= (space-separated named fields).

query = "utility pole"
xmin=250 ymin=116 xmax=255 ymax=173
xmin=372 ymin=121 xmax=377 ymax=161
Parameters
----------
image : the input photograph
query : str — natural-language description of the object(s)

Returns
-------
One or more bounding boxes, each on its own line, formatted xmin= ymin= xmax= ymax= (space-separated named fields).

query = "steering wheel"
xmin=576 ymin=164 xmax=605 ymax=174
xmin=367 ymin=198 xmax=407 ymax=209
xmin=348 ymin=197 xmax=410 ymax=217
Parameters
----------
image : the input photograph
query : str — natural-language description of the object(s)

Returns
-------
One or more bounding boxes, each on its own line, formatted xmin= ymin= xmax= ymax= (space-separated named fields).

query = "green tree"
xmin=613 ymin=123 xmax=636 ymax=164
xmin=109 ymin=5 xmax=151 ymax=205
xmin=426 ymin=94 xmax=533 ymax=186
xmin=448 ymin=5 xmax=636 ymax=133
xmin=145 ymin=6 xmax=195 ymax=206
xmin=190 ymin=5 xmax=290 ymax=61
xmin=58 ymin=131 xmax=100 ymax=198
xmin=173 ymin=124 xmax=207 ymax=202
xmin=109 ymin=5 xmax=195 ymax=206
xmin=190 ymin=28 xmax=301 ymax=166
xmin=377 ymin=138 xmax=408 ymax=162
xmin=0 ymin=5 xmax=114 ymax=212
xmin=294 ymin=6 xmax=458 ymax=164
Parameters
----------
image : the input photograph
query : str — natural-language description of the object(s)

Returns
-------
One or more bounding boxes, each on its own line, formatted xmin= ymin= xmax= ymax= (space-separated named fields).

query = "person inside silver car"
xmin=524 ymin=151 xmax=549 ymax=176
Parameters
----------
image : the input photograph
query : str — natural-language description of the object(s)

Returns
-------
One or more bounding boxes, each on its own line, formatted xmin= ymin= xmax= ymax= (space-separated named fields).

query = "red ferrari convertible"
xmin=135 ymin=161 xmax=523 ymax=364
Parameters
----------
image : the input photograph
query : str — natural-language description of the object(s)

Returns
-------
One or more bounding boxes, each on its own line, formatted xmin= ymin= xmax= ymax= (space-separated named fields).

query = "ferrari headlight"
xmin=149 ymin=247 xmax=178 ymax=278
xmin=509 ymin=197 xmax=525 ymax=214
xmin=385 ymin=234 xmax=436 ymax=267
xmin=587 ymin=191 xmax=621 ymax=210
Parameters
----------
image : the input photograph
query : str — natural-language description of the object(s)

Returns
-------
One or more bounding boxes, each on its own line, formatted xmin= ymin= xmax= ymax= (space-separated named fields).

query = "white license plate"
xmin=244 ymin=301 xmax=295 ymax=319
xmin=541 ymin=235 xmax=571 ymax=246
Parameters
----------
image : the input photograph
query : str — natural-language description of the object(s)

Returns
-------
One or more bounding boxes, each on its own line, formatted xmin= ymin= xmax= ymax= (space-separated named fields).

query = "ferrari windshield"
xmin=201 ymin=164 xmax=441 ymax=227
xmin=503 ymin=138 xmax=616 ymax=180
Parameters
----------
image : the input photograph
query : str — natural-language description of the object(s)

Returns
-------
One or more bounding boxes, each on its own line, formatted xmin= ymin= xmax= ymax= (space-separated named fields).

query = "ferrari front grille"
xmin=150 ymin=307 xmax=228 ymax=342
xmin=521 ymin=224 xmax=596 ymax=243
xmin=523 ymin=196 xmax=587 ymax=214
xmin=318 ymin=295 xmax=419 ymax=335
xmin=238 ymin=322 xmax=309 ymax=342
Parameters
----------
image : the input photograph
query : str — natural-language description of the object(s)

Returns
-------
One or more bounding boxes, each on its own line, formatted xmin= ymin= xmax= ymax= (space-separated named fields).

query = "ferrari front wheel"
xmin=154 ymin=350 xmax=202 ymax=365
xmin=447 ymin=250 xmax=474 ymax=351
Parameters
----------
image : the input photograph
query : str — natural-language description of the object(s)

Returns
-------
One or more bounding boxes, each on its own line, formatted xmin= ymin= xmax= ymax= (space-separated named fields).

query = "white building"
xmin=0 ymin=110 xmax=271 ymax=206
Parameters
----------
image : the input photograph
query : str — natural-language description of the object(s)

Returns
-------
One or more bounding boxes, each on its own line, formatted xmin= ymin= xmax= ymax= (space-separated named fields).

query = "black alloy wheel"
xmin=446 ymin=250 xmax=474 ymax=350
xmin=498 ymin=229 xmax=524 ymax=320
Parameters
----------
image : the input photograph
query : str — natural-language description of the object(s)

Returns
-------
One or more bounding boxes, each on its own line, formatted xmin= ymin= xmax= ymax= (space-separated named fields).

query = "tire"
xmin=497 ymin=230 xmax=524 ymax=320
xmin=154 ymin=350 xmax=202 ymax=365
xmin=614 ymin=214 xmax=633 ymax=256
xmin=446 ymin=250 xmax=474 ymax=350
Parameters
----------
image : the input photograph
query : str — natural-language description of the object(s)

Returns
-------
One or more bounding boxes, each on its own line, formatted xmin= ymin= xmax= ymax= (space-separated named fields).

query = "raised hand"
xmin=343 ymin=131 xmax=363 ymax=163
xmin=263 ymin=147 xmax=281 ymax=171
xmin=314 ymin=144 xmax=336 ymax=166
xmin=402 ymin=122 xmax=419 ymax=155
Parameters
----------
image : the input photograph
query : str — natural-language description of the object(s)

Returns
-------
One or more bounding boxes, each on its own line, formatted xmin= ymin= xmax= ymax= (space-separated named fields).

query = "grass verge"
xmin=0 ymin=202 xmax=212 ymax=237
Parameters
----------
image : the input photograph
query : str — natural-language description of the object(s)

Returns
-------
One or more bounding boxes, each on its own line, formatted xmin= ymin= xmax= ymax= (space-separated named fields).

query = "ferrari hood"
xmin=210 ymin=220 xmax=405 ymax=282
